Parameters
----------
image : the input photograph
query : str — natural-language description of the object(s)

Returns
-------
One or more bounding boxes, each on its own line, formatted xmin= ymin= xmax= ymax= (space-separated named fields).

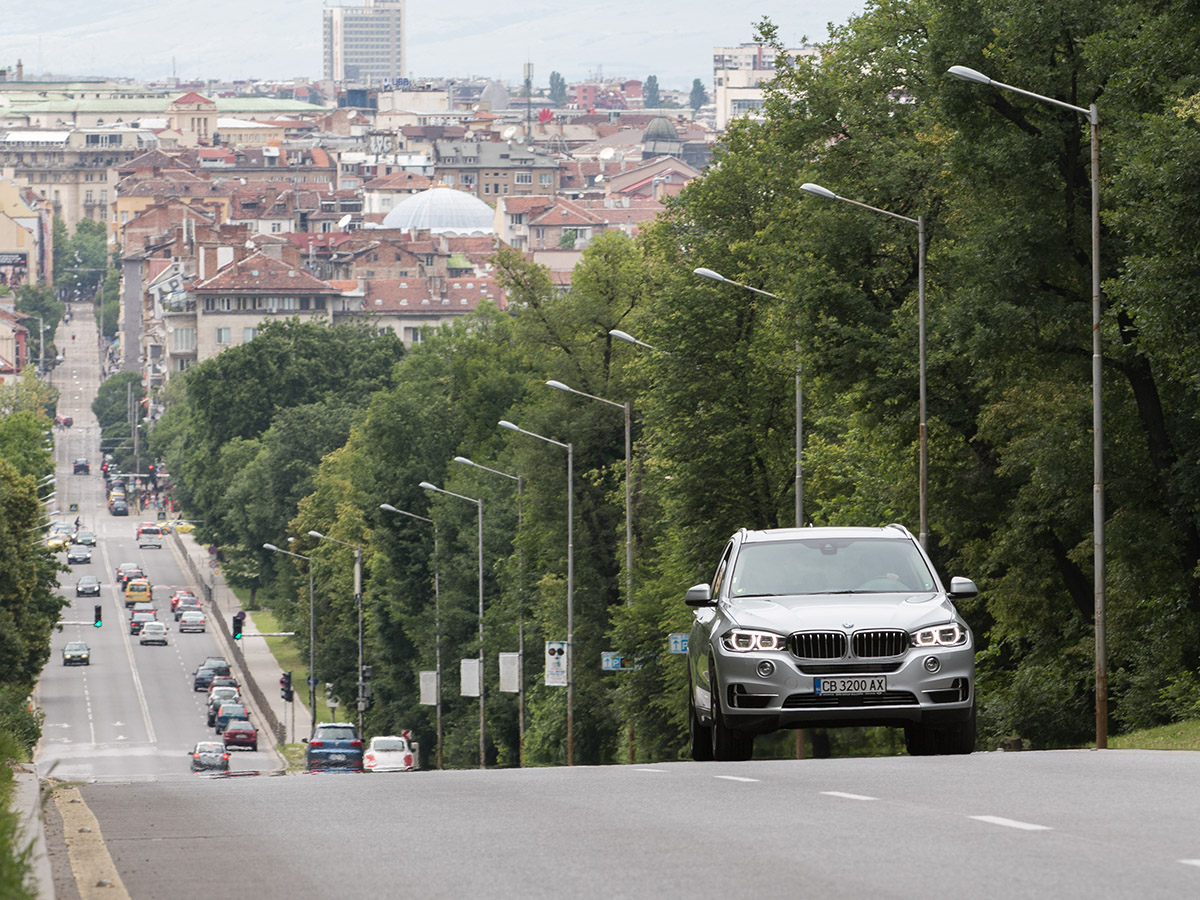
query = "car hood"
xmin=722 ymin=592 xmax=963 ymax=633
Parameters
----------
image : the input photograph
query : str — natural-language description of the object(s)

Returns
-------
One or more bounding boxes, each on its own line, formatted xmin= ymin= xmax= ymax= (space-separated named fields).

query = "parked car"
xmin=62 ymin=641 xmax=90 ymax=666
xmin=72 ymin=458 xmax=90 ymax=474
xmin=129 ymin=612 xmax=156 ymax=635
xmin=214 ymin=702 xmax=249 ymax=734
xmin=364 ymin=735 xmax=416 ymax=772
xmin=207 ymin=675 xmax=240 ymax=695
xmin=174 ymin=597 xmax=202 ymax=620
xmin=189 ymin=741 xmax=230 ymax=773
xmin=178 ymin=610 xmax=206 ymax=633
xmin=75 ymin=575 xmax=101 ymax=597
xmin=222 ymin=718 xmax=258 ymax=751
xmin=193 ymin=663 xmax=231 ymax=692
xmin=72 ymin=529 xmax=96 ymax=546
xmin=304 ymin=723 xmax=364 ymax=772
xmin=65 ymin=544 xmax=92 ymax=564
xmin=685 ymin=524 xmax=979 ymax=761
xmin=139 ymin=621 xmax=168 ymax=645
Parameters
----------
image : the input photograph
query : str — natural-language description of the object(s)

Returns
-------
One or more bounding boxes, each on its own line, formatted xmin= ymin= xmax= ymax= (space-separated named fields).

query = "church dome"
xmin=380 ymin=187 xmax=495 ymax=235
xmin=642 ymin=115 xmax=680 ymax=142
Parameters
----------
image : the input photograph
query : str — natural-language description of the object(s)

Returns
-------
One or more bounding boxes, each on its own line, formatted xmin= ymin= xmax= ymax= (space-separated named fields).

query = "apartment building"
xmin=432 ymin=140 xmax=560 ymax=201
xmin=324 ymin=0 xmax=407 ymax=84
xmin=713 ymin=43 xmax=817 ymax=131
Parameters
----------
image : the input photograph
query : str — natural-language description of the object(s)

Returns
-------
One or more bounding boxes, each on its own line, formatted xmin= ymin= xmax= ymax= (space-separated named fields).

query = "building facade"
xmin=323 ymin=0 xmax=407 ymax=85
xmin=713 ymin=43 xmax=817 ymax=131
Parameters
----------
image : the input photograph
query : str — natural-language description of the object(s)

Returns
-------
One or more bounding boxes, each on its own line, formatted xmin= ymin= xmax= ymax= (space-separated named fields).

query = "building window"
xmin=243 ymin=327 xmax=258 ymax=342
xmin=539 ymin=173 xmax=552 ymax=186
xmin=216 ymin=327 xmax=231 ymax=345
xmin=515 ymin=171 xmax=532 ymax=185
xmin=403 ymin=326 xmax=423 ymax=345
xmin=172 ymin=327 xmax=196 ymax=351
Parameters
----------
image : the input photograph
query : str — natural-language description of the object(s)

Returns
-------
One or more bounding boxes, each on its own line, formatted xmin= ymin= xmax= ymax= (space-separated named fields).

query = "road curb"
xmin=12 ymin=765 xmax=55 ymax=899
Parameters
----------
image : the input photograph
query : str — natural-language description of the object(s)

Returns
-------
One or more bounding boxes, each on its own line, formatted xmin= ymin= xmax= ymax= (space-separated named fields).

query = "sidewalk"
xmin=169 ymin=531 xmax=314 ymax=745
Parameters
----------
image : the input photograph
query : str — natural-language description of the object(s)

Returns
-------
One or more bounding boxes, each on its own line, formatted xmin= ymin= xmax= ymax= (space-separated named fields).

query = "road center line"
xmin=970 ymin=815 xmax=1051 ymax=831
xmin=634 ymin=768 xmax=667 ymax=773
xmin=714 ymin=775 xmax=759 ymax=783
xmin=821 ymin=791 xmax=877 ymax=801
xmin=1179 ymin=859 xmax=1200 ymax=868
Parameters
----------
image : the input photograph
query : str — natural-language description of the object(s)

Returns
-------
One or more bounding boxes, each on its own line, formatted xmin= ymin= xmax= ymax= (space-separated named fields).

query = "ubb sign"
xmin=545 ymin=641 xmax=567 ymax=686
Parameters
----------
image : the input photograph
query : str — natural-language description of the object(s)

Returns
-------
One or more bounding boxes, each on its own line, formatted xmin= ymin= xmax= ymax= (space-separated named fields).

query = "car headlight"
xmin=910 ymin=623 xmax=969 ymax=647
xmin=721 ymin=628 xmax=786 ymax=652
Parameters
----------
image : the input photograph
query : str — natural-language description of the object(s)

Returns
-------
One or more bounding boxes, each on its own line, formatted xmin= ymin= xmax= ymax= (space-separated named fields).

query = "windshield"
xmin=372 ymin=738 xmax=408 ymax=751
xmin=317 ymin=726 xmax=357 ymax=741
xmin=729 ymin=537 xmax=936 ymax=597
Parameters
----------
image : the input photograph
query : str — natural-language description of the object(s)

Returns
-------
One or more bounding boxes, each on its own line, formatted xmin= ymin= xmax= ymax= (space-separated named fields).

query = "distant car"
xmin=73 ymin=458 xmax=90 ymax=474
xmin=222 ymin=718 xmax=258 ymax=751
xmin=304 ymin=723 xmax=364 ymax=772
xmin=207 ymin=675 xmax=240 ymax=695
xmin=124 ymin=578 xmax=152 ymax=607
xmin=364 ymin=735 xmax=416 ymax=772
xmin=174 ymin=597 xmax=202 ymax=620
xmin=178 ymin=610 xmax=206 ymax=633
xmin=75 ymin=575 xmax=101 ymax=597
xmin=46 ymin=532 xmax=71 ymax=552
xmin=129 ymin=612 xmax=156 ymax=635
xmin=206 ymin=687 xmax=242 ymax=725
xmin=170 ymin=590 xmax=198 ymax=612
xmin=115 ymin=563 xmax=145 ymax=587
xmin=109 ymin=499 xmax=128 ymax=516
xmin=174 ymin=521 xmax=197 ymax=534
xmin=62 ymin=641 xmax=90 ymax=666
xmin=214 ymin=702 xmax=249 ymax=734
xmin=193 ymin=663 xmax=231 ymax=692
xmin=131 ymin=602 xmax=156 ymax=619
xmin=139 ymin=621 xmax=168 ymax=645
xmin=189 ymin=741 xmax=230 ymax=773
xmin=72 ymin=529 xmax=96 ymax=546
xmin=65 ymin=544 xmax=92 ymax=564
xmin=137 ymin=526 xmax=163 ymax=549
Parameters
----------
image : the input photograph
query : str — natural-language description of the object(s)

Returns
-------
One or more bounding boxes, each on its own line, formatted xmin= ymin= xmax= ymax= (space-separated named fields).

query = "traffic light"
xmin=93 ymin=605 xmax=102 ymax=628
xmin=232 ymin=611 xmax=245 ymax=640
xmin=147 ymin=463 xmax=157 ymax=486
xmin=281 ymin=671 xmax=294 ymax=702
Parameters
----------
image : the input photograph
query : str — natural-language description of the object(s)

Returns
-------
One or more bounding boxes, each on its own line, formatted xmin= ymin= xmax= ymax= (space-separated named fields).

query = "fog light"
xmin=923 ymin=656 xmax=941 ymax=673
xmin=756 ymin=660 xmax=775 ymax=678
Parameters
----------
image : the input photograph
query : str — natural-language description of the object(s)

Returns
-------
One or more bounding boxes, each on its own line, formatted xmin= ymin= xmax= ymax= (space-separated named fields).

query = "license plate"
xmin=814 ymin=676 xmax=886 ymax=695
xmin=329 ymin=753 xmax=346 ymax=761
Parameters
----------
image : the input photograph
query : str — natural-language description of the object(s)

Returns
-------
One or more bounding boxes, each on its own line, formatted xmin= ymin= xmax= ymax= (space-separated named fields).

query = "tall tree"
xmin=689 ymin=78 xmax=708 ymax=111
xmin=643 ymin=75 xmax=661 ymax=109
xmin=548 ymin=71 xmax=567 ymax=107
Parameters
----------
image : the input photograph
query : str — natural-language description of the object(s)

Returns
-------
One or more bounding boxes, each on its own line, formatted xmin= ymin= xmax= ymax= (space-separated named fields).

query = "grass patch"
xmin=278 ymin=743 xmax=309 ymax=772
xmin=244 ymin=608 xmax=342 ymax=726
xmin=1107 ymin=719 xmax=1200 ymax=751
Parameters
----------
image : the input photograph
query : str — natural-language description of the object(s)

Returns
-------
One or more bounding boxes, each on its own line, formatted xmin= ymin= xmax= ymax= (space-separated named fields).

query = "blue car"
xmin=304 ymin=723 xmax=363 ymax=772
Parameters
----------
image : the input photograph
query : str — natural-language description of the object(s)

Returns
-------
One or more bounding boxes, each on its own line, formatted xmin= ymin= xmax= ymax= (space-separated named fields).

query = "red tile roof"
xmin=193 ymin=252 xmax=337 ymax=293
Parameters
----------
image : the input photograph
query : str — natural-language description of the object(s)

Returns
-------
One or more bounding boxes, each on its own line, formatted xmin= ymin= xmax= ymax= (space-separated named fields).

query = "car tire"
xmin=251 ymin=744 xmax=257 ymax=752
xmin=688 ymin=676 xmax=713 ymax=761
xmin=709 ymin=663 xmax=754 ymax=761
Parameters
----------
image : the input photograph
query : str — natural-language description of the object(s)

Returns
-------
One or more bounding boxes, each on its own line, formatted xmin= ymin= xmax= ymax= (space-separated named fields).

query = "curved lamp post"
xmin=380 ymin=504 xmax=443 ymax=769
xmin=799 ymin=182 xmax=928 ymax=548
xmin=948 ymin=63 xmax=1106 ymax=748
xmin=419 ymin=481 xmax=486 ymax=769
xmin=263 ymin=541 xmax=316 ymax=736
xmin=694 ymin=267 xmax=804 ymax=529
xmin=499 ymin=418 xmax=575 ymax=766
xmin=308 ymin=530 xmax=364 ymax=735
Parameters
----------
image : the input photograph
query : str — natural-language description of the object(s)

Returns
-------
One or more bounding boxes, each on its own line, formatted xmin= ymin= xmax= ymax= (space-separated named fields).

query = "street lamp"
xmin=694 ymin=267 xmax=804 ymax=529
xmin=498 ymin=418 xmax=575 ymax=766
xmin=452 ymin=456 xmax=526 ymax=766
xmin=545 ymin=380 xmax=633 ymax=607
xmin=307 ymin=530 xmax=365 ymax=735
xmin=263 ymin=541 xmax=316 ymax=735
xmin=608 ymin=329 xmax=659 ymax=353
xmin=379 ymin=504 xmax=443 ymax=770
xmin=418 ymin=481 xmax=486 ymax=769
xmin=800 ymin=182 xmax=929 ymax=548
xmin=948 ymin=63 xmax=1107 ymax=748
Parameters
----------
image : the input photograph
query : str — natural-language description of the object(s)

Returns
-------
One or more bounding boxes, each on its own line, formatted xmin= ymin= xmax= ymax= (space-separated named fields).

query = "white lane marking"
xmin=821 ymin=791 xmax=877 ymax=801
xmin=970 ymin=815 xmax=1051 ymax=831
xmin=714 ymin=775 xmax=759 ymax=783
xmin=1179 ymin=860 xmax=1200 ymax=868
xmin=98 ymin=540 xmax=157 ymax=744
xmin=634 ymin=768 xmax=667 ymax=773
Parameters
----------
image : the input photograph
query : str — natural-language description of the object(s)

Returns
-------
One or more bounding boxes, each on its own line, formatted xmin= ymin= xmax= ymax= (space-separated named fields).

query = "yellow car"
xmin=124 ymin=578 xmax=153 ymax=607
xmin=46 ymin=533 xmax=71 ymax=551
xmin=174 ymin=521 xmax=196 ymax=534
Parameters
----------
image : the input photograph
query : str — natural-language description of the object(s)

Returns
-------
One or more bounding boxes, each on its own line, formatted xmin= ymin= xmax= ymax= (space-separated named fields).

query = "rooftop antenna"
xmin=524 ymin=61 xmax=534 ymax=143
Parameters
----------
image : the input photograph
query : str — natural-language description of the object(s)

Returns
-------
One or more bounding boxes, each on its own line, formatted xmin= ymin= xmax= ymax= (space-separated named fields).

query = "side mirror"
xmin=684 ymin=583 xmax=715 ymax=607
xmin=948 ymin=577 xmax=978 ymax=599
xmin=301 ymin=738 xmax=309 ymax=744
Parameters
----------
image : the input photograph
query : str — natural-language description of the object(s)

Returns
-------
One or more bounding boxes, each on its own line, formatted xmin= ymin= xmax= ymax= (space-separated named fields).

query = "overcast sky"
xmin=4 ymin=1 xmax=867 ymax=90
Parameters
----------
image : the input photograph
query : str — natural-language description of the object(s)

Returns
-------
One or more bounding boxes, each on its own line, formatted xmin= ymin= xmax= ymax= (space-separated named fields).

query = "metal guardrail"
xmin=171 ymin=531 xmax=286 ymax=746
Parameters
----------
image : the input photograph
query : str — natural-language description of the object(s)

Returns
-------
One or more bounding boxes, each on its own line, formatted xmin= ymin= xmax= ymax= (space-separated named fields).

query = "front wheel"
xmin=688 ymin=676 xmax=713 ymax=761
xmin=709 ymin=664 xmax=753 ymax=761
xmin=905 ymin=703 xmax=976 ymax=756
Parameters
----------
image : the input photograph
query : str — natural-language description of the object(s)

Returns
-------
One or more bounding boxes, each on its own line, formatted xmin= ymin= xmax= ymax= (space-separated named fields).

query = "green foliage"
xmin=689 ymin=78 xmax=708 ymax=111
xmin=643 ymin=75 xmax=661 ymax=109
xmin=13 ymin=285 xmax=63 ymax=367
xmin=548 ymin=72 xmax=567 ymax=107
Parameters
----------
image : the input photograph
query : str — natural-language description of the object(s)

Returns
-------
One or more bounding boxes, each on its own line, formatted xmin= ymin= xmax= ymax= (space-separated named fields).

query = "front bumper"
xmin=708 ymin=641 xmax=974 ymax=732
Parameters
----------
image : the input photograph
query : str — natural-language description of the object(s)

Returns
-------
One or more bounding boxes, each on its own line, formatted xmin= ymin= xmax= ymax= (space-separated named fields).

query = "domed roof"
xmin=642 ymin=115 xmax=680 ymax=142
xmin=381 ymin=187 xmax=495 ymax=235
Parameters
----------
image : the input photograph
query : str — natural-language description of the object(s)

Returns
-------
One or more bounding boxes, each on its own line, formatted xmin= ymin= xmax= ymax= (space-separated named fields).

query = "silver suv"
xmin=686 ymin=525 xmax=977 ymax=760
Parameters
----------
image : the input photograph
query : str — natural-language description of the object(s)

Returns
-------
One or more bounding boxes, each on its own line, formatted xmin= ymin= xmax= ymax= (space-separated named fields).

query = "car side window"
xmin=711 ymin=541 xmax=734 ymax=599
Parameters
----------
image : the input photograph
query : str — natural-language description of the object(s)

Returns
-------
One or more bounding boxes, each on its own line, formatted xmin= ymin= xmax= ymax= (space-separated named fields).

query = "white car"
xmin=364 ymin=735 xmax=417 ymax=772
xmin=139 ymin=621 xmax=169 ymax=645
xmin=178 ymin=610 xmax=207 ymax=633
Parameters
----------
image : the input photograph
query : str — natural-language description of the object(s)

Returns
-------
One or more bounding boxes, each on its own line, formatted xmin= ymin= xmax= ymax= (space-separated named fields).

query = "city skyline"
xmin=5 ymin=0 xmax=866 ymax=91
